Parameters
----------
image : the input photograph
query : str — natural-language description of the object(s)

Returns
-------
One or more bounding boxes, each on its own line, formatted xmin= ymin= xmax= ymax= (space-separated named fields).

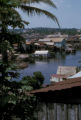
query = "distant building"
xmin=46 ymin=33 xmax=68 ymax=38
xmin=34 ymin=50 xmax=49 ymax=57
xmin=57 ymin=66 xmax=77 ymax=76
xmin=39 ymin=37 xmax=66 ymax=49
xmin=44 ymin=42 xmax=54 ymax=46
xmin=52 ymin=37 xmax=66 ymax=49
xmin=39 ymin=38 xmax=51 ymax=42
xmin=50 ymin=74 xmax=67 ymax=82
xmin=50 ymin=66 xmax=77 ymax=83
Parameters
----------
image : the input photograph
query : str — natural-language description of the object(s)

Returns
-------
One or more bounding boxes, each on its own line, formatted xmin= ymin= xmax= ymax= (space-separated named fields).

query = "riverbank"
xmin=0 ymin=53 xmax=35 ymax=69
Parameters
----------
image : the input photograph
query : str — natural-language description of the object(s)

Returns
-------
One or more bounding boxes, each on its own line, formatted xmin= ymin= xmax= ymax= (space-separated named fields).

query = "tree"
xmin=0 ymin=0 xmax=59 ymax=119
xmin=21 ymin=71 xmax=44 ymax=90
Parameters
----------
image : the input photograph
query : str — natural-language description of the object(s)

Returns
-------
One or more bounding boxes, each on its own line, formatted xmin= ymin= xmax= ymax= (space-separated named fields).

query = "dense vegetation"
xmin=15 ymin=27 xmax=80 ymax=35
xmin=30 ymin=28 xmax=80 ymax=35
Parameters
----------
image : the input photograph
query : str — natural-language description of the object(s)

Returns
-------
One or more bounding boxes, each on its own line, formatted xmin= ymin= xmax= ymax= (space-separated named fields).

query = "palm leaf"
xmin=20 ymin=5 xmax=59 ymax=27
xmin=20 ymin=0 xmax=56 ymax=8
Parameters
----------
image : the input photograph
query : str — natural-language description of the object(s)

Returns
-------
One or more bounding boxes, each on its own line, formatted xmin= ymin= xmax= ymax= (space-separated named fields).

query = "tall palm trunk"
xmin=1 ymin=25 xmax=8 ymax=80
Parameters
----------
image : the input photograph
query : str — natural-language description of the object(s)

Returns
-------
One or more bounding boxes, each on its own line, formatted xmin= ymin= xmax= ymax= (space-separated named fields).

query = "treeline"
xmin=12 ymin=27 xmax=81 ymax=35
xmin=30 ymin=28 xmax=80 ymax=35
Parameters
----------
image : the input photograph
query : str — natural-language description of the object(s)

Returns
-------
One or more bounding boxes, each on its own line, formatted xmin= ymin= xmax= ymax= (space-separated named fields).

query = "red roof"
xmin=31 ymin=77 xmax=81 ymax=94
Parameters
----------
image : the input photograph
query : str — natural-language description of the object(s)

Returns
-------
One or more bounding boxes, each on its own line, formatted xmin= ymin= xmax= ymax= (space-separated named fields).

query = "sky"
xmin=18 ymin=0 xmax=81 ymax=29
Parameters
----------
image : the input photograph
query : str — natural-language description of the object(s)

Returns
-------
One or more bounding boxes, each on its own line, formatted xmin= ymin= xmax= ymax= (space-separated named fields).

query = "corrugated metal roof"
xmin=57 ymin=66 xmax=77 ymax=76
xmin=39 ymin=38 xmax=65 ymax=43
xmin=31 ymin=77 xmax=81 ymax=94
xmin=68 ymin=71 xmax=81 ymax=79
xmin=44 ymin=42 xmax=54 ymax=46
xmin=51 ymin=38 xmax=65 ymax=42
xmin=34 ymin=50 xmax=49 ymax=55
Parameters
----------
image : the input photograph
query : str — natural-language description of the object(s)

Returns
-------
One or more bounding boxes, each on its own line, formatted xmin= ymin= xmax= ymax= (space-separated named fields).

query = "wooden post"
xmin=54 ymin=103 xmax=57 ymax=120
xmin=46 ymin=103 xmax=49 ymax=120
xmin=64 ymin=104 xmax=68 ymax=120
xmin=75 ymin=105 xmax=79 ymax=120
xmin=78 ymin=104 xmax=81 ymax=120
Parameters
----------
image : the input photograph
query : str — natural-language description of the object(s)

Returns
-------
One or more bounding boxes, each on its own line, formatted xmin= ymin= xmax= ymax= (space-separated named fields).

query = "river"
xmin=18 ymin=50 xmax=81 ymax=84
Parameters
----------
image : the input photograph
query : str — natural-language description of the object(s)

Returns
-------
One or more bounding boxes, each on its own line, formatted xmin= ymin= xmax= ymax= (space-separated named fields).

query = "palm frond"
xmin=22 ymin=20 xmax=29 ymax=25
xmin=0 ymin=7 xmax=29 ymax=28
xmin=20 ymin=0 xmax=56 ymax=8
xmin=20 ymin=5 xmax=59 ymax=27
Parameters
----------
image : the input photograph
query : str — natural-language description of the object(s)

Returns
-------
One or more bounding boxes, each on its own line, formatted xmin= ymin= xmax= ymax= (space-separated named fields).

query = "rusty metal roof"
xmin=31 ymin=77 xmax=81 ymax=94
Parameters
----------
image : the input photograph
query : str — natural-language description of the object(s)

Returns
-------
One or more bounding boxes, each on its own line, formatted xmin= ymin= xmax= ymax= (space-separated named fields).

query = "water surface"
xmin=18 ymin=51 xmax=81 ymax=84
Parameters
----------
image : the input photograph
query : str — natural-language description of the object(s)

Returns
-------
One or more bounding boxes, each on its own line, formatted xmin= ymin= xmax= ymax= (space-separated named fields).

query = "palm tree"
xmin=0 ymin=0 xmax=59 ymax=31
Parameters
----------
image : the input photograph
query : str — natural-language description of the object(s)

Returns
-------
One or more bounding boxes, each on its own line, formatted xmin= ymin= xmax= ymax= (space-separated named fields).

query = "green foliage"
xmin=33 ymin=72 xmax=44 ymax=88
xmin=21 ymin=71 xmax=44 ymax=90
xmin=0 ymin=80 xmax=37 ymax=120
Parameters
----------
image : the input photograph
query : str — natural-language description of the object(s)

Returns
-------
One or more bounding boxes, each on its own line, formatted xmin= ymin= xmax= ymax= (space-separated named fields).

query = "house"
xmin=34 ymin=50 xmax=49 ymax=57
xmin=51 ymin=37 xmax=66 ymax=49
xmin=57 ymin=66 xmax=77 ymax=76
xmin=39 ymin=37 xmax=66 ymax=49
xmin=39 ymin=38 xmax=51 ymax=43
xmin=50 ymin=74 xmax=67 ymax=82
xmin=31 ymin=77 xmax=81 ymax=120
xmin=46 ymin=33 xmax=68 ymax=39
xmin=50 ymin=66 xmax=77 ymax=83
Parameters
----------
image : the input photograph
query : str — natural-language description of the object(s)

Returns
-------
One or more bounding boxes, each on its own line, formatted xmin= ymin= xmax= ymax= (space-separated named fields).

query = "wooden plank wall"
xmin=37 ymin=103 xmax=81 ymax=120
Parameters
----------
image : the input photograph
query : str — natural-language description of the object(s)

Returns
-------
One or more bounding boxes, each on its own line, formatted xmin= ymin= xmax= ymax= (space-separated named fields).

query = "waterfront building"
xmin=34 ymin=50 xmax=49 ymax=57
xmin=50 ymin=66 xmax=77 ymax=83
xmin=50 ymin=74 xmax=68 ymax=82
xmin=57 ymin=66 xmax=77 ymax=76
xmin=39 ymin=37 xmax=66 ymax=49
xmin=52 ymin=37 xmax=66 ymax=49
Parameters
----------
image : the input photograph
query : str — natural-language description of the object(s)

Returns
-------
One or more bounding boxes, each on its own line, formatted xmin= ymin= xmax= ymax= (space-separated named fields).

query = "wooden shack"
xmin=57 ymin=66 xmax=77 ymax=76
xmin=32 ymin=77 xmax=81 ymax=120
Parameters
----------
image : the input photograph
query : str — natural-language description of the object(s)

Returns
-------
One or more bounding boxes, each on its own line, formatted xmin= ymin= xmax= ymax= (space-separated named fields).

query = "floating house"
xmin=34 ymin=50 xmax=49 ymax=57
xmin=32 ymin=77 xmax=81 ymax=120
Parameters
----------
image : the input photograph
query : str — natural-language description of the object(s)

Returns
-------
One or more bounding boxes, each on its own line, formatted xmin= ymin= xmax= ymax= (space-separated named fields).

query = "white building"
xmin=34 ymin=50 xmax=49 ymax=57
xmin=50 ymin=74 xmax=67 ymax=82
xmin=50 ymin=66 xmax=77 ymax=83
